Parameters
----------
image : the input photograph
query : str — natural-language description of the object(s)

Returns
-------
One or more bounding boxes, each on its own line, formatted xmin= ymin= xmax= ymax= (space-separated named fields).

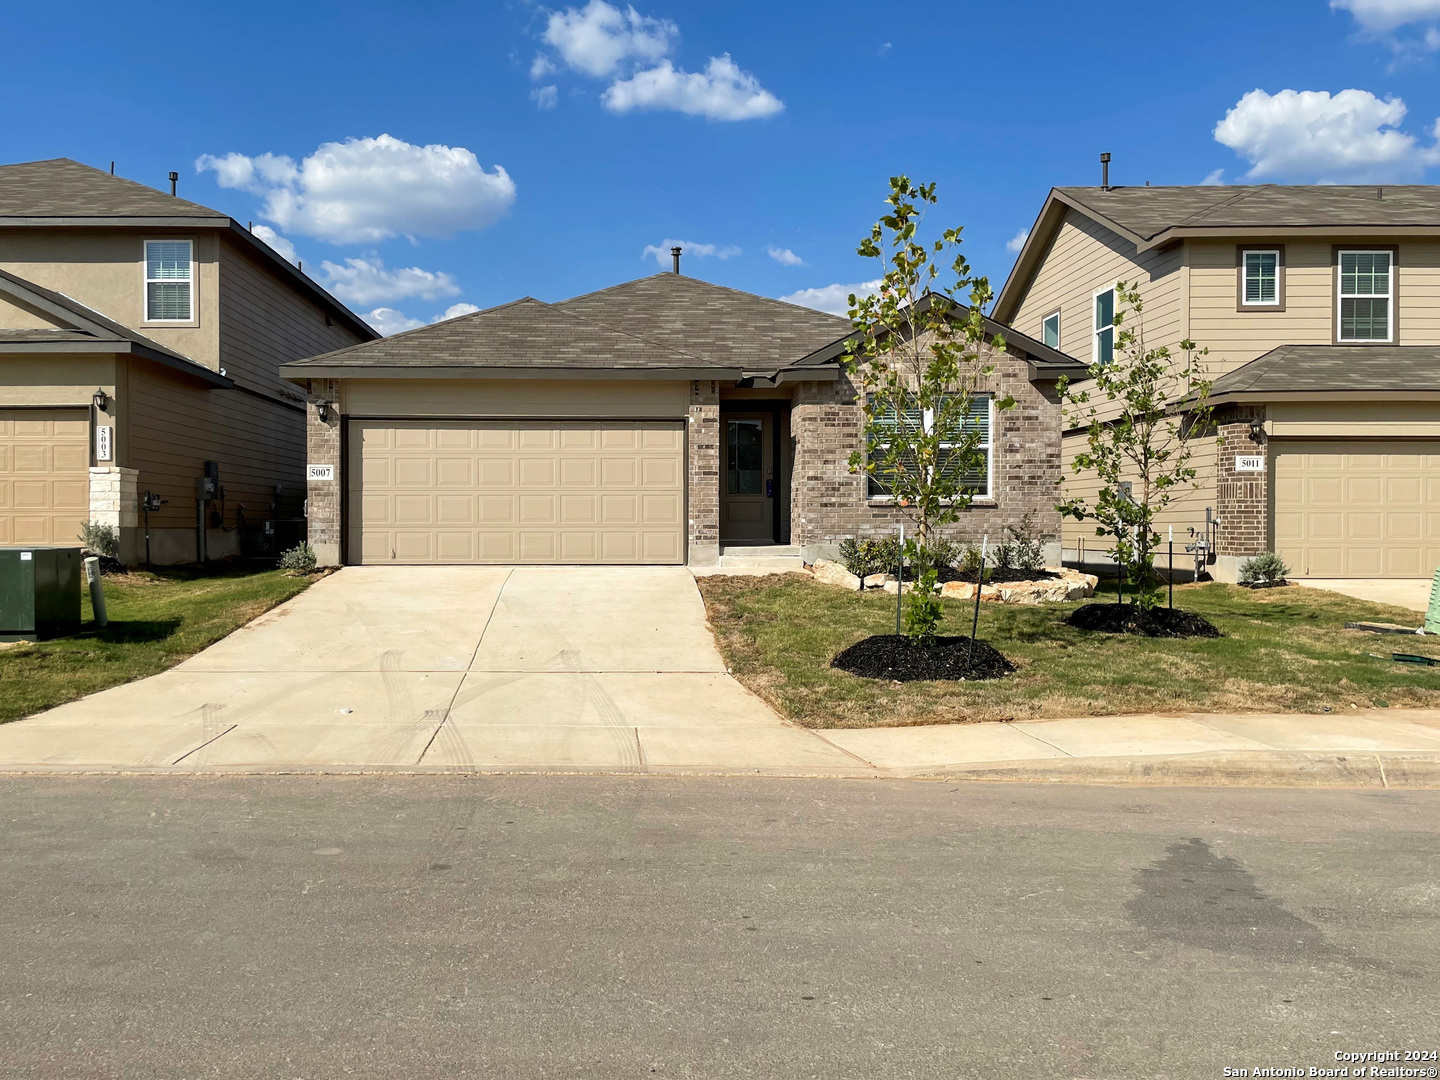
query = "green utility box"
xmin=0 ymin=547 xmax=82 ymax=641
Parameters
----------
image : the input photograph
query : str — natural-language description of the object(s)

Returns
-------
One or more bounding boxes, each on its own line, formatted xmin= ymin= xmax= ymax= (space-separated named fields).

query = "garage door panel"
xmin=350 ymin=420 xmax=685 ymax=564
xmin=1274 ymin=439 xmax=1440 ymax=578
xmin=350 ymin=420 xmax=685 ymax=566
xmin=0 ymin=397 xmax=91 ymax=551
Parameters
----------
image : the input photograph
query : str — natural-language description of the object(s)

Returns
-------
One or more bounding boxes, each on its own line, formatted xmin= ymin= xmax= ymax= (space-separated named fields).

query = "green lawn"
xmin=0 ymin=567 xmax=316 ymax=724
xmin=696 ymin=574 xmax=1440 ymax=728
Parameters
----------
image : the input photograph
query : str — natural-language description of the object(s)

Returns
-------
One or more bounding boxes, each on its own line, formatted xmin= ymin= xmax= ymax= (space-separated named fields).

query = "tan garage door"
xmin=1273 ymin=440 xmax=1440 ymax=577
xmin=0 ymin=408 xmax=89 ymax=547
xmin=349 ymin=420 xmax=685 ymax=564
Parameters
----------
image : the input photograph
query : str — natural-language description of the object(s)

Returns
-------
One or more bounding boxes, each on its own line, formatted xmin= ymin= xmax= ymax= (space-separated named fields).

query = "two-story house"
xmin=0 ymin=158 xmax=375 ymax=563
xmin=997 ymin=183 xmax=1440 ymax=581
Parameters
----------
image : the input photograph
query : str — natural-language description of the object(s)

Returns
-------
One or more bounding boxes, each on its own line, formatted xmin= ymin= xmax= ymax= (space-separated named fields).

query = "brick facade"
xmin=788 ymin=343 xmax=1065 ymax=561
xmin=304 ymin=378 xmax=342 ymax=566
xmin=1214 ymin=404 xmax=1269 ymax=559
xmin=687 ymin=380 xmax=721 ymax=566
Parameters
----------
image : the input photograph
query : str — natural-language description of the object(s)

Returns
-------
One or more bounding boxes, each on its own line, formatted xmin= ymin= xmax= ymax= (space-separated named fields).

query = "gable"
xmin=0 ymin=291 xmax=68 ymax=330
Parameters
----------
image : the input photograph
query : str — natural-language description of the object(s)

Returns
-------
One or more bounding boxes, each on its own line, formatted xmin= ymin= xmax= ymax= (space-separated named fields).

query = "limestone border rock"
xmin=808 ymin=560 xmax=1097 ymax=605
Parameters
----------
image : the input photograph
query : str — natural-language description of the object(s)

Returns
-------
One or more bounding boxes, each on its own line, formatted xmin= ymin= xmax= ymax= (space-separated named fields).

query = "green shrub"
xmin=278 ymin=542 xmax=318 ymax=575
xmin=1239 ymin=551 xmax=1289 ymax=585
xmin=913 ymin=537 xmax=962 ymax=573
xmin=77 ymin=521 xmax=119 ymax=558
xmin=904 ymin=570 xmax=945 ymax=645
xmin=992 ymin=516 xmax=1045 ymax=574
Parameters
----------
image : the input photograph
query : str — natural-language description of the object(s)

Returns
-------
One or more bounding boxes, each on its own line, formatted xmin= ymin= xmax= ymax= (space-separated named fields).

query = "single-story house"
xmin=281 ymin=262 xmax=1083 ymax=568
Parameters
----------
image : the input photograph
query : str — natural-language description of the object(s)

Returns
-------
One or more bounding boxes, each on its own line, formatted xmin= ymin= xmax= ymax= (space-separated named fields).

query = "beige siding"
xmin=218 ymin=238 xmax=366 ymax=398
xmin=1060 ymin=428 xmax=1218 ymax=550
xmin=1400 ymin=240 xmax=1440 ymax=342
xmin=123 ymin=360 xmax=305 ymax=529
xmin=1010 ymin=209 xmax=1185 ymax=367
xmin=0 ymin=229 xmax=220 ymax=367
xmin=1270 ymin=401 xmax=1440 ymax=437
xmin=0 ymin=354 xmax=115 ymax=408
xmin=340 ymin=378 xmax=691 ymax=419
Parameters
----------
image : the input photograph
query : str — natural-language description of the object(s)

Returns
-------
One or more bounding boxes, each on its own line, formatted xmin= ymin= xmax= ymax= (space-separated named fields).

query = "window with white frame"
xmin=1042 ymin=311 xmax=1060 ymax=349
xmin=145 ymin=240 xmax=193 ymax=321
xmin=1337 ymin=250 xmax=1392 ymax=342
xmin=867 ymin=394 xmax=992 ymax=501
xmin=1241 ymin=249 xmax=1280 ymax=305
xmin=1093 ymin=286 xmax=1115 ymax=364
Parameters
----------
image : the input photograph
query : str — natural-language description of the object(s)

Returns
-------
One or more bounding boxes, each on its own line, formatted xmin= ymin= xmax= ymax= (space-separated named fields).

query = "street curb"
xmin=899 ymin=750 xmax=1440 ymax=788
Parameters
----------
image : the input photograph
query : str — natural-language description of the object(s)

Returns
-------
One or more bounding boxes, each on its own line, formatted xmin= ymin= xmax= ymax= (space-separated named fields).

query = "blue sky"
xmin=6 ymin=0 xmax=1440 ymax=331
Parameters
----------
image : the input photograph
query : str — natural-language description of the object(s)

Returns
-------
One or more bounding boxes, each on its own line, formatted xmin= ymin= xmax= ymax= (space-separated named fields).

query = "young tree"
xmin=842 ymin=176 xmax=1013 ymax=643
xmin=1056 ymin=281 xmax=1214 ymax=609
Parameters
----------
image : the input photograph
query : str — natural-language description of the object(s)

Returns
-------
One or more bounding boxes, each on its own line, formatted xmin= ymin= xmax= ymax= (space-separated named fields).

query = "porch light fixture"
xmin=315 ymin=399 xmax=331 ymax=423
xmin=92 ymin=387 xmax=107 ymax=412
xmin=1248 ymin=417 xmax=1264 ymax=441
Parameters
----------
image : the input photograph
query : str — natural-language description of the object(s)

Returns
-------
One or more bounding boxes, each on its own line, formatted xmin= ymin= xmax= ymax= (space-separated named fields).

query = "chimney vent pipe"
xmin=671 ymin=246 xmax=682 ymax=274
xmin=1100 ymin=152 xmax=1111 ymax=191
xmin=168 ymin=170 xmax=179 ymax=196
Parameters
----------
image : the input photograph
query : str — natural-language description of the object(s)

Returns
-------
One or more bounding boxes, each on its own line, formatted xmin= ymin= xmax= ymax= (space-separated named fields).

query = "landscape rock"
xmin=811 ymin=560 xmax=888 ymax=591
xmin=941 ymin=567 xmax=1097 ymax=605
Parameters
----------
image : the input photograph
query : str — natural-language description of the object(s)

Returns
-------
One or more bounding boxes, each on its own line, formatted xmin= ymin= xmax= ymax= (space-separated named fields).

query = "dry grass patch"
xmin=697 ymin=574 xmax=1440 ymax=728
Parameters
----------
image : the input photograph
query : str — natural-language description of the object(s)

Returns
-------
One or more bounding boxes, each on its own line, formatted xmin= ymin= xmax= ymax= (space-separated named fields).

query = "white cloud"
xmin=363 ymin=307 xmax=427 ymax=336
xmin=766 ymin=245 xmax=803 ymax=266
xmin=530 ymin=54 xmax=557 ymax=79
xmin=250 ymin=224 xmax=297 ymax=263
xmin=1199 ymin=168 xmax=1227 ymax=186
xmin=434 ymin=302 xmax=480 ymax=322
xmin=531 ymin=85 xmax=559 ymax=109
xmin=318 ymin=256 xmax=460 ymax=307
xmin=1213 ymin=88 xmax=1440 ymax=182
xmin=641 ymin=238 xmax=741 ymax=267
xmin=603 ymin=55 xmax=783 ymax=120
xmin=1005 ymin=228 xmax=1029 ymax=253
xmin=1332 ymin=0 xmax=1440 ymax=32
xmin=541 ymin=0 xmax=676 ymax=77
xmin=778 ymin=279 xmax=883 ymax=317
xmin=196 ymin=134 xmax=516 ymax=244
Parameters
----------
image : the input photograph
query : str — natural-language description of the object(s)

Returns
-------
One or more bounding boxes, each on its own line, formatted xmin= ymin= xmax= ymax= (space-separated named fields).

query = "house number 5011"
xmin=1234 ymin=455 xmax=1263 ymax=473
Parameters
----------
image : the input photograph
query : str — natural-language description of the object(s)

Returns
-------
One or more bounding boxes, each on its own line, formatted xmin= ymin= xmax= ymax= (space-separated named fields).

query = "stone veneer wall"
xmin=305 ymin=378 xmax=342 ymax=566
xmin=88 ymin=466 xmax=139 ymax=564
xmin=687 ymin=380 xmax=721 ymax=566
xmin=789 ymin=343 xmax=1065 ymax=561
xmin=1214 ymin=404 xmax=1269 ymax=560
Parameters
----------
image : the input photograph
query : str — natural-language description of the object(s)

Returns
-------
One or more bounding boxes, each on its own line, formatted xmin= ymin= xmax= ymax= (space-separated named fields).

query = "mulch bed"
xmin=831 ymin=634 xmax=1017 ymax=682
xmin=1064 ymin=603 xmax=1221 ymax=639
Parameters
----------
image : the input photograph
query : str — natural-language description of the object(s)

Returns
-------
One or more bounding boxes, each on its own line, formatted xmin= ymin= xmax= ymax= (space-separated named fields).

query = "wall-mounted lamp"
xmin=1248 ymin=417 xmax=1265 ymax=441
xmin=92 ymin=387 xmax=108 ymax=412
xmin=315 ymin=399 xmax=331 ymax=423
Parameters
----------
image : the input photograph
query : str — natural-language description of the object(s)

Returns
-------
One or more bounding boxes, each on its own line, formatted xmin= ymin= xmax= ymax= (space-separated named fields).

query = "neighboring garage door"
xmin=349 ymin=420 xmax=685 ymax=564
xmin=0 ymin=408 xmax=89 ymax=547
xmin=1273 ymin=439 xmax=1440 ymax=577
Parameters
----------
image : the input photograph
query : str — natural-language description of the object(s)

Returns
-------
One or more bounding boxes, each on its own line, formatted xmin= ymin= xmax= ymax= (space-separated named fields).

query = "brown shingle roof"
xmin=283 ymin=296 xmax=719 ymax=373
xmin=0 ymin=158 xmax=226 ymax=219
xmin=1057 ymin=184 xmax=1440 ymax=244
xmin=1211 ymin=344 xmax=1440 ymax=397
xmin=556 ymin=273 xmax=851 ymax=369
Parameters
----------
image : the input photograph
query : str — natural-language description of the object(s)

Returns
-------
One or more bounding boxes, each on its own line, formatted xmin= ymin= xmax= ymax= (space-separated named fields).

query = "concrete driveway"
xmin=0 ymin=567 xmax=855 ymax=773
xmin=1291 ymin=577 xmax=1433 ymax=614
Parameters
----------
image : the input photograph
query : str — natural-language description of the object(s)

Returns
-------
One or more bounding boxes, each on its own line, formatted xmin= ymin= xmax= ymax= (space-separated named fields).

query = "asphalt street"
xmin=1 ymin=776 xmax=1435 ymax=1079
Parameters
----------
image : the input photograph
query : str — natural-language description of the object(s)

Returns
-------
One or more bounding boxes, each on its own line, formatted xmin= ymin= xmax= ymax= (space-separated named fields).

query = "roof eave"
xmin=0 ymin=338 xmax=233 ymax=388
xmin=279 ymin=364 xmax=744 ymax=382
xmin=0 ymin=215 xmax=229 ymax=228
xmin=1139 ymin=223 xmax=1440 ymax=252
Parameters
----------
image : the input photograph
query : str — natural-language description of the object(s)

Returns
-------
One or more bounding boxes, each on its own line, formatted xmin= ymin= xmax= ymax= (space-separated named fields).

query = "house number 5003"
xmin=95 ymin=425 xmax=113 ymax=462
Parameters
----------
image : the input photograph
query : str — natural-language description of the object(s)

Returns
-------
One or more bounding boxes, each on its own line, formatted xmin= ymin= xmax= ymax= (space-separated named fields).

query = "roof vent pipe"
xmin=1100 ymin=152 xmax=1111 ymax=191
xmin=671 ymin=246 xmax=682 ymax=274
xmin=168 ymin=171 xmax=179 ymax=196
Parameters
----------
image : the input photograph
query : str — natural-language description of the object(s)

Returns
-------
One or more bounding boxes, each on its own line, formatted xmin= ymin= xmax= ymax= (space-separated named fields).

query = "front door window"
xmin=727 ymin=419 xmax=763 ymax=495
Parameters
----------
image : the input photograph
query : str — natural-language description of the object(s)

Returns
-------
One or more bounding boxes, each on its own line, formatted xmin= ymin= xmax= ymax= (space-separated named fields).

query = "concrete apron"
xmin=0 ymin=566 xmax=856 ymax=775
